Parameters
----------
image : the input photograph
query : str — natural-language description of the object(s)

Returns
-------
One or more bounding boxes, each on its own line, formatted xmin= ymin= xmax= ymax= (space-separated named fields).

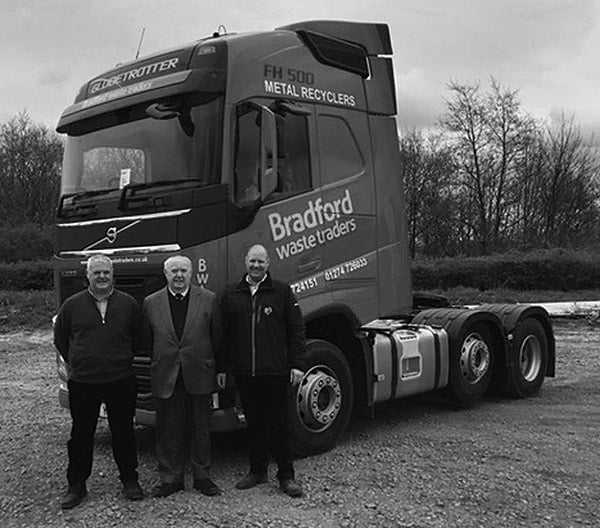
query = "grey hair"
xmin=163 ymin=255 xmax=192 ymax=271
xmin=86 ymin=254 xmax=113 ymax=272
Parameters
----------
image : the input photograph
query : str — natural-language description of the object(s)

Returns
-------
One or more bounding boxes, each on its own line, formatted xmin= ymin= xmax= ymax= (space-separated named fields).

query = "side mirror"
xmin=145 ymin=103 xmax=179 ymax=120
xmin=260 ymin=106 xmax=278 ymax=200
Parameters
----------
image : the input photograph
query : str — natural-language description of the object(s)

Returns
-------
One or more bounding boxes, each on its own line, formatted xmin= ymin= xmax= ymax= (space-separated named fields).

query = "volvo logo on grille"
xmin=106 ymin=226 xmax=118 ymax=244
xmin=82 ymin=218 xmax=143 ymax=252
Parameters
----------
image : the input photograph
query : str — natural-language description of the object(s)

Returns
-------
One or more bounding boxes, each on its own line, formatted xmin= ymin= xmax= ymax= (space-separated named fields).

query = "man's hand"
xmin=217 ymin=372 xmax=227 ymax=389
xmin=290 ymin=368 xmax=304 ymax=385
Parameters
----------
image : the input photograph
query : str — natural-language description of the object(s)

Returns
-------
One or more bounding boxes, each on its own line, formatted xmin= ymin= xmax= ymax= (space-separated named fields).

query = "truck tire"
xmin=507 ymin=318 xmax=548 ymax=398
xmin=289 ymin=339 xmax=353 ymax=456
xmin=448 ymin=323 xmax=495 ymax=405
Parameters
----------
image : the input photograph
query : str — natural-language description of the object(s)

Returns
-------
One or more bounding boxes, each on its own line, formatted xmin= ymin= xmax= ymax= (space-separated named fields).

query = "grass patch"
xmin=0 ymin=290 xmax=55 ymax=332
xmin=1 ymin=288 xmax=600 ymax=333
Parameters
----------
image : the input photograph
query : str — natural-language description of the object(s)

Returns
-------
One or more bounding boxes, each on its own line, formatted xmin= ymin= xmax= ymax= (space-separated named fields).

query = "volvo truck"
xmin=54 ymin=20 xmax=554 ymax=455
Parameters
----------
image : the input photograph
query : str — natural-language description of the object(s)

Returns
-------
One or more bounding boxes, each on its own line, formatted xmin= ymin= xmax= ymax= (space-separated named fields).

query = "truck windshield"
xmin=61 ymin=94 xmax=223 ymax=195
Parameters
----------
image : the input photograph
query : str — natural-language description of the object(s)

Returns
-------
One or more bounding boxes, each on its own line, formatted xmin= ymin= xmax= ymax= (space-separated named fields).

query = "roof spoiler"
xmin=277 ymin=20 xmax=392 ymax=56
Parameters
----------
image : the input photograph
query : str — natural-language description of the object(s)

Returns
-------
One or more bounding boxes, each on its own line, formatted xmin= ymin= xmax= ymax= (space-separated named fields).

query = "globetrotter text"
xmin=89 ymin=58 xmax=180 ymax=94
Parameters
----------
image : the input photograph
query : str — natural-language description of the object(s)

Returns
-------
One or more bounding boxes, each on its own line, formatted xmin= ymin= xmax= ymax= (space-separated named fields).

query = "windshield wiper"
xmin=118 ymin=179 xmax=200 ymax=211
xmin=58 ymin=188 xmax=117 ymax=218
xmin=62 ymin=187 xmax=116 ymax=202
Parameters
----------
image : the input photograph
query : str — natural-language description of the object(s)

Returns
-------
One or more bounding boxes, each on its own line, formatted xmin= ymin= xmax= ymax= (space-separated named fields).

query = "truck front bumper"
xmin=57 ymin=386 xmax=247 ymax=432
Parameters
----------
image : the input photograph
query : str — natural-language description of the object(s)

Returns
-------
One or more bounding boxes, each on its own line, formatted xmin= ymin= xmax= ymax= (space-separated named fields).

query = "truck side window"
xmin=234 ymin=102 xmax=312 ymax=206
xmin=234 ymin=104 xmax=261 ymax=205
xmin=274 ymin=112 xmax=311 ymax=197
xmin=318 ymin=115 xmax=364 ymax=186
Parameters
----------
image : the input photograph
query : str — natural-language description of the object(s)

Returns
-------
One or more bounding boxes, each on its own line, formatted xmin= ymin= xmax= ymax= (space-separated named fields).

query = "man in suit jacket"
xmin=143 ymin=255 xmax=221 ymax=497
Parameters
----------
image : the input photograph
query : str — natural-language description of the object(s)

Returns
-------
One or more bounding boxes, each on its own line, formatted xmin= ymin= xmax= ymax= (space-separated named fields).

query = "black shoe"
xmin=279 ymin=478 xmax=303 ymax=498
xmin=151 ymin=482 xmax=184 ymax=498
xmin=123 ymin=480 xmax=144 ymax=501
xmin=60 ymin=483 xmax=87 ymax=510
xmin=193 ymin=478 xmax=221 ymax=496
xmin=235 ymin=473 xmax=268 ymax=490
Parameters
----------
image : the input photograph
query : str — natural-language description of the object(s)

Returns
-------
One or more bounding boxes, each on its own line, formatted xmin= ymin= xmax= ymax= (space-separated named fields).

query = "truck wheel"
xmin=507 ymin=318 xmax=548 ymax=398
xmin=449 ymin=323 xmax=494 ymax=405
xmin=289 ymin=339 xmax=353 ymax=456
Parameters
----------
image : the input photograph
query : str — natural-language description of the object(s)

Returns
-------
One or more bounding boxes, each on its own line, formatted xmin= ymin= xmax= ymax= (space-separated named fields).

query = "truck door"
xmin=314 ymin=106 xmax=378 ymax=323
xmin=226 ymin=99 xmax=324 ymax=298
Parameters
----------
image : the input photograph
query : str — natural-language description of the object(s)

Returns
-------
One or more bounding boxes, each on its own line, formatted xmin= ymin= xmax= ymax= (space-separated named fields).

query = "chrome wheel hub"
xmin=295 ymin=365 xmax=342 ymax=433
xmin=519 ymin=334 xmax=542 ymax=382
xmin=460 ymin=333 xmax=491 ymax=384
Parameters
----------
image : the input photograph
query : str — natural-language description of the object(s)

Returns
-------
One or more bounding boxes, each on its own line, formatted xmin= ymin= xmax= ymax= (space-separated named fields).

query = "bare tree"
xmin=539 ymin=114 xmax=600 ymax=246
xmin=439 ymin=78 xmax=532 ymax=254
xmin=0 ymin=112 xmax=63 ymax=227
xmin=510 ymin=126 xmax=547 ymax=246
xmin=400 ymin=129 xmax=459 ymax=257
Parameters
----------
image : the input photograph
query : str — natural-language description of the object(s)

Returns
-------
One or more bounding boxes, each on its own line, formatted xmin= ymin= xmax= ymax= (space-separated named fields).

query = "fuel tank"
xmin=361 ymin=321 xmax=449 ymax=403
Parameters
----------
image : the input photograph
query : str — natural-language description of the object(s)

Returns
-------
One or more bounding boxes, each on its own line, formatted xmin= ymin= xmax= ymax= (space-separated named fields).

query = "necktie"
xmin=176 ymin=293 xmax=183 ymax=301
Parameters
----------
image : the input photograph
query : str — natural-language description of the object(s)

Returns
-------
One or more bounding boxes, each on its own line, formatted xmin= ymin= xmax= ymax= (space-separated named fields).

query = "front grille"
xmin=133 ymin=355 xmax=155 ymax=411
xmin=133 ymin=355 xmax=152 ymax=397
xmin=115 ymin=274 xmax=166 ymax=303
xmin=58 ymin=272 xmax=165 ymax=304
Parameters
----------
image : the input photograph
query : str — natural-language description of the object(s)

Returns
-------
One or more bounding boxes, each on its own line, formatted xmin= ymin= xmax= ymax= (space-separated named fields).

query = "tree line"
xmin=402 ymin=78 xmax=600 ymax=258
xmin=0 ymin=111 xmax=62 ymax=227
xmin=1 ymin=79 xmax=599 ymax=259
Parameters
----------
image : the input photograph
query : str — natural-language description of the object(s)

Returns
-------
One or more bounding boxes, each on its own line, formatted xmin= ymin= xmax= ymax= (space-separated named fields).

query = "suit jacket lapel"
xmin=157 ymin=288 xmax=177 ymax=341
xmin=182 ymin=287 xmax=201 ymax=341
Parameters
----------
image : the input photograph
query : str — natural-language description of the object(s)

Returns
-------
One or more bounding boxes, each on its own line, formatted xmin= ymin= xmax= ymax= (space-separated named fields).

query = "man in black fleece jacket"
xmin=217 ymin=244 xmax=306 ymax=498
xmin=54 ymin=255 xmax=144 ymax=509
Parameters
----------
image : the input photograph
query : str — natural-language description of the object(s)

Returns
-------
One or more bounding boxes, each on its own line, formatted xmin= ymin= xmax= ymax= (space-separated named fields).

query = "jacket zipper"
xmin=251 ymin=294 xmax=257 ymax=376
xmin=95 ymin=298 xmax=107 ymax=324
xmin=101 ymin=297 xmax=108 ymax=324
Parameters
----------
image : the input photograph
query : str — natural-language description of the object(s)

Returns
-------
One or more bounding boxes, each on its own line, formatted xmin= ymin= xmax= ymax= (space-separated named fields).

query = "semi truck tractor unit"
xmin=54 ymin=20 xmax=555 ymax=455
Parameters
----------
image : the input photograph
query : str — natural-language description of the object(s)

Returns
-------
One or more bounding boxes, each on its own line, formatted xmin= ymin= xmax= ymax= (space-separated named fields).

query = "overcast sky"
xmin=1 ymin=0 xmax=599 ymax=136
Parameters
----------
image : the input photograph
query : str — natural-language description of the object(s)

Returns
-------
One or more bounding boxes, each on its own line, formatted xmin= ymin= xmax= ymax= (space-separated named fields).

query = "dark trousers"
xmin=155 ymin=372 xmax=212 ymax=483
xmin=236 ymin=375 xmax=294 ymax=481
xmin=67 ymin=375 xmax=138 ymax=485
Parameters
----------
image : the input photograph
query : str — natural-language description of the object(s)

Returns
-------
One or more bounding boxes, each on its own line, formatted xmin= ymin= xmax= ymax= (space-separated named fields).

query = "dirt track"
xmin=1 ymin=319 xmax=599 ymax=527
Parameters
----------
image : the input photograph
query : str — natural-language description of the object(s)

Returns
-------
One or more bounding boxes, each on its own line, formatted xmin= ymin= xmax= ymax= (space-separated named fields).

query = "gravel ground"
xmin=1 ymin=319 xmax=599 ymax=528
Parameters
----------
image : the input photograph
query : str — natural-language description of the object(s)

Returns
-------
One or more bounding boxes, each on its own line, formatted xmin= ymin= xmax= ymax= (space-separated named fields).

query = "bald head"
xmin=246 ymin=245 xmax=269 ymax=260
xmin=245 ymin=245 xmax=269 ymax=283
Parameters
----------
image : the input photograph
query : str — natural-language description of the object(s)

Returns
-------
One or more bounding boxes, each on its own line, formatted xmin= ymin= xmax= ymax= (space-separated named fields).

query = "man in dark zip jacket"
xmin=54 ymin=255 xmax=144 ymax=509
xmin=217 ymin=244 xmax=306 ymax=497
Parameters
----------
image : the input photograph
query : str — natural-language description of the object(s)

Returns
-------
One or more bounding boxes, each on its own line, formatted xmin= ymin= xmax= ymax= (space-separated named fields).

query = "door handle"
xmin=297 ymin=260 xmax=321 ymax=274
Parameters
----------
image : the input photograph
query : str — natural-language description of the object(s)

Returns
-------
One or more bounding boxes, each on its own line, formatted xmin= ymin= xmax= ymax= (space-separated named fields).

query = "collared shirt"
xmin=167 ymin=287 xmax=190 ymax=340
xmin=246 ymin=273 xmax=267 ymax=296
xmin=88 ymin=286 xmax=114 ymax=323
xmin=167 ymin=286 xmax=190 ymax=300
